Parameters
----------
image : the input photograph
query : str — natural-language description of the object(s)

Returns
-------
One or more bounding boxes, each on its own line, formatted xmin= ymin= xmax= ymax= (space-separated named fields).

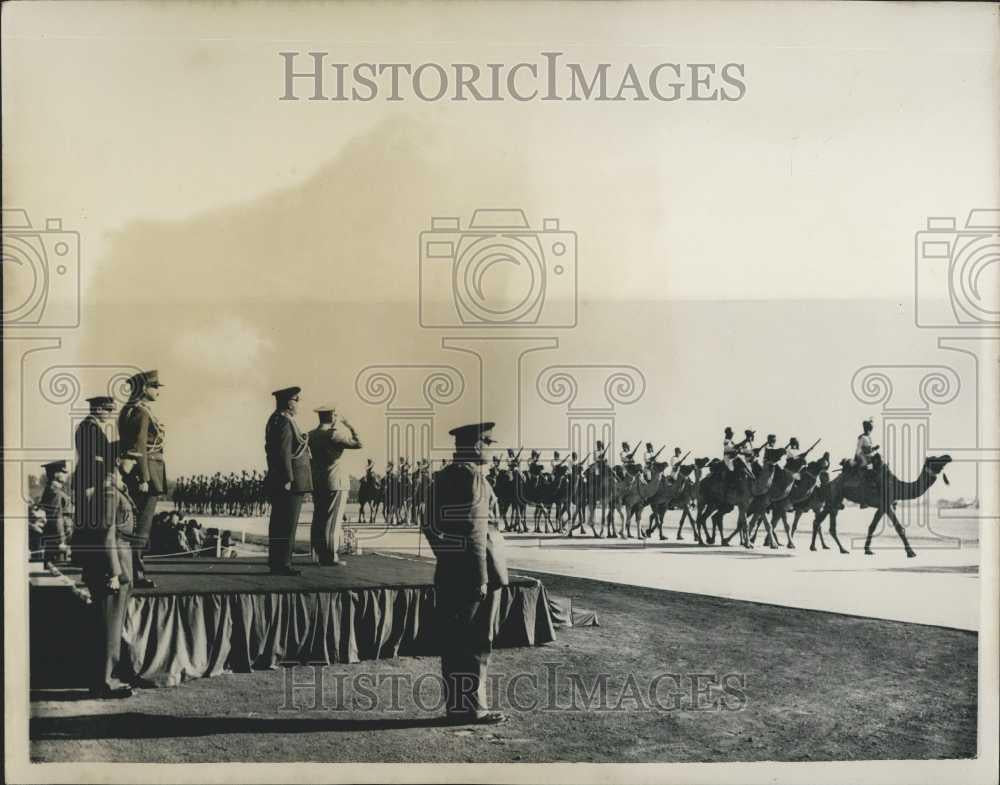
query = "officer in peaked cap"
xmin=264 ymin=386 xmax=312 ymax=575
xmin=308 ymin=404 xmax=362 ymax=566
xmin=117 ymin=371 xmax=166 ymax=589
xmin=73 ymin=396 xmax=119 ymax=507
xmin=424 ymin=422 xmax=508 ymax=725
xmin=40 ymin=460 xmax=73 ymax=565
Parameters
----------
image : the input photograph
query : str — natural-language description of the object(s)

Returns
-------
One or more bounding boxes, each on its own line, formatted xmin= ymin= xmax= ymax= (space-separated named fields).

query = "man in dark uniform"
xmin=117 ymin=370 xmax=166 ymax=589
xmin=265 ymin=386 xmax=312 ymax=575
xmin=73 ymin=395 xmax=118 ymax=504
xmin=424 ymin=421 xmax=509 ymax=725
xmin=75 ymin=450 xmax=140 ymax=699
xmin=308 ymin=404 xmax=362 ymax=565
xmin=40 ymin=460 xmax=73 ymax=566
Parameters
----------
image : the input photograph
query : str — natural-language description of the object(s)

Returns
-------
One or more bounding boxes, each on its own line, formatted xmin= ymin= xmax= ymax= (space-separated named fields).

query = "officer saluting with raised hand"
xmin=118 ymin=370 xmax=166 ymax=589
xmin=265 ymin=386 xmax=312 ymax=575
xmin=424 ymin=421 xmax=509 ymax=725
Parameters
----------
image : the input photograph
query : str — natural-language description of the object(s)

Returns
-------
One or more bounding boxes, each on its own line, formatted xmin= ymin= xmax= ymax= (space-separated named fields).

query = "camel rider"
xmin=723 ymin=427 xmax=738 ymax=471
xmin=619 ymin=442 xmax=634 ymax=468
xmin=644 ymin=442 xmax=656 ymax=470
xmin=594 ymin=440 xmax=609 ymax=465
xmin=550 ymin=451 xmax=564 ymax=472
xmin=854 ymin=418 xmax=880 ymax=473
xmin=528 ymin=450 xmax=544 ymax=477
xmin=487 ymin=455 xmax=501 ymax=485
xmin=364 ymin=459 xmax=376 ymax=480
xmin=759 ymin=434 xmax=778 ymax=465
xmin=734 ymin=429 xmax=756 ymax=478
xmin=669 ymin=447 xmax=683 ymax=479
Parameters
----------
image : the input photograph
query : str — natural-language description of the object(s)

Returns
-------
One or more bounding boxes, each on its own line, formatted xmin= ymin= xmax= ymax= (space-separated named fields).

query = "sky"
xmin=3 ymin=1 xmax=998 ymax=501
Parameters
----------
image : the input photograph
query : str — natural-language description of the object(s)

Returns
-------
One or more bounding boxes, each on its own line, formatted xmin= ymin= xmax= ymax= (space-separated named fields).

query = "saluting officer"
xmin=265 ymin=386 xmax=312 ymax=575
xmin=308 ymin=404 xmax=362 ymax=566
xmin=424 ymin=422 xmax=509 ymax=725
xmin=118 ymin=370 xmax=166 ymax=589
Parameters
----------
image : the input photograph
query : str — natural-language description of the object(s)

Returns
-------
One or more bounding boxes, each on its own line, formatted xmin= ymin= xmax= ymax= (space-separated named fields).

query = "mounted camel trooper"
xmin=757 ymin=434 xmax=778 ymax=466
xmin=644 ymin=442 xmax=656 ymax=468
xmin=722 ymin=427 xmax=738 ymax=471
xmin=854 ymin=418 xmax=879 ymax=471
xmin=669 ymin=447 xmax=683 ymax=478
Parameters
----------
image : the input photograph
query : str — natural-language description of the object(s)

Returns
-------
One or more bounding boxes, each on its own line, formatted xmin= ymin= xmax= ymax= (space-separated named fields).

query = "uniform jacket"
xmin=74 ymin=475 xmax=135 ymax=583
xmin=426 ymin=461 xmax=509 ymax=592
xmin=265 ymin=410 xmax=313 ymax=494
xmin=73 ymin=415 xmax=118 ymax=497
xmin=118 ymin=401 xmax=167 ymax=493
xmin=309 ymin=424 xmax=362 ymax=492
xmin=41 ymin=481 xmax=72 ymax=536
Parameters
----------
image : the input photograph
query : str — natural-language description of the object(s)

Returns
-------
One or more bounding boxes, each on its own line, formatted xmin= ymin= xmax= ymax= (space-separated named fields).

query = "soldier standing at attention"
xmin=308 ymin=404 xmax=362 ymax=566
xmin=40 ymin=460 xmax=73 ymax=566
xmin=73 ymin=395 xmax=119 ymax=504
xmin=265 ymin=386 xmax=312 ymax=575
xmin=424 ymin=421 xmax=508 ymax=725
xmin=75 ymin=450 xmax=141 ymax=699
xmin=117 ymin=370 xmax=166 ymax=589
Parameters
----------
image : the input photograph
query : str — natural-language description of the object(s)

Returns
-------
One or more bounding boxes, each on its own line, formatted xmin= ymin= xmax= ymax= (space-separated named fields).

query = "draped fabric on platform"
xmin=122 ymin=580 xmax=556 ymax=687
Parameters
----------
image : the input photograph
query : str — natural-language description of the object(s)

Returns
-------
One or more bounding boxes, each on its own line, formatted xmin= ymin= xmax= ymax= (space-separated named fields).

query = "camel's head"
xmin=651 ymin=460 xmax=669 ymax=474
xmin=694 ymin=457 xmax=710 ymax=469
xmin=926 ymin=454 xmax=952 ymax=484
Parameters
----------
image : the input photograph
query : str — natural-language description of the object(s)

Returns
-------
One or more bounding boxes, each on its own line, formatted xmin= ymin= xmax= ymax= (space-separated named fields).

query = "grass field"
xmin=30 ymin=568 xmax=976 ymax=763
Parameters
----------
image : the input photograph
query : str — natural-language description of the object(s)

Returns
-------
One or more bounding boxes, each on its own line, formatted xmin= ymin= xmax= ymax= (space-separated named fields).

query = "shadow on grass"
xmin=31 ymin=712 xmax=467 ymax=739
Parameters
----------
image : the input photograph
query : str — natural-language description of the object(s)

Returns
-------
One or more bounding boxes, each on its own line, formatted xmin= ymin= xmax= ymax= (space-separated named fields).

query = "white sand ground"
xmin=176 ymin=503 xmax=982 ymax=631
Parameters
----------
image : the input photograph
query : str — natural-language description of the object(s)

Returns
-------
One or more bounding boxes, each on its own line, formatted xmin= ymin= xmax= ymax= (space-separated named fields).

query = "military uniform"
xmin=265 ymin=387 xmax=312 ymax=574
xmin=73 ymin=398 xmax=119 ymax=503
xmin=118 ymin=371 xmax=166 ymax=587
xmin=424 ymin=422 xmax=509 ymax=723
xmin=75 ymin=464 xmax=136 ymax=697
xmin=40 ymin=461 xmax=73 ymax=565
xmin=308 ymin=406 xmax=362 ymax=565
xmin=855 ymin=431 xmax=876 ymax=470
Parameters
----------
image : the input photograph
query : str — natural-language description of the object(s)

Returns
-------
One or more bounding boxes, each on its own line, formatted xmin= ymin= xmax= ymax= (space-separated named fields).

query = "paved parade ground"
xmin=191 ymin=503 xmax=981 ymax=631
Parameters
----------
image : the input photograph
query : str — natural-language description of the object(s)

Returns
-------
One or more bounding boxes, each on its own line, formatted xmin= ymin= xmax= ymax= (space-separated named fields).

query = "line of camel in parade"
xmin=356 ymin=446 xmax=952 ymax=558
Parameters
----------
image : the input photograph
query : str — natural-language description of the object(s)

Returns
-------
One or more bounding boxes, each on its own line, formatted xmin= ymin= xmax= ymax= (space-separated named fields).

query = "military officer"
xmin=40 ymin=460 xmax=73 ymax=566
xmin=265 ymin=386 xmax=312 ymax=575
xmin=424 ymin=421 xmax=509 ymax=725
xmin=118 ymin=370 xmax=166 ymax=589
xmin=73 ymin=395 xmax=118 ymax=504
xmin=75 ymin=450 xmax=140 ymax=699
xmin=308 ymin=404 xmax=362 ymax=566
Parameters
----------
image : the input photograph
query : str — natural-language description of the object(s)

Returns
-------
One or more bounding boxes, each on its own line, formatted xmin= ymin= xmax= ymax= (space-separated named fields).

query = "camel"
xmin=525 ymin=467 xmax=565 ymax=533
xmin=812 ymin=454 xmax=952 ymax=557
xmin=729 ymin=450 xmax=785 ymax=548
xmin=644 ymin=462 xmax=696 ymax=541
xmin=696 ymin=459 xmax=755 ymax=548
xmin=618 ymin=462 xmax=664 ymax=539
xmin=672 ymin=458 xmax=710 ymax=541
xmin=749 ymin=453 xmax=829 ymax=549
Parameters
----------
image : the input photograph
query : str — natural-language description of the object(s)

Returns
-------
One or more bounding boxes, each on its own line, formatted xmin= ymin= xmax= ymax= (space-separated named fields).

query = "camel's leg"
xmin=758 ymin=511 xmax=779 ymax=549
xmin=862 ymin=509 xmax=883 ymax=554
xmin=790 ymin=509 xmax=804 ymax=537
xmin=778 ymin=511 xmax=794 ymax=548
xmin=885 ymin=507 xmax=916 ymax=557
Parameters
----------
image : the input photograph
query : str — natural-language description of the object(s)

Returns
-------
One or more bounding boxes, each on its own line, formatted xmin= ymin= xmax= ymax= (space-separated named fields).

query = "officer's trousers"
xmin=311 ymin=489 xmax=347 ymax=564
xmin=268 ymin=491 xmax=303 ymax=570
xmin=83 ymin=544 xmax=133 ymax=693
xmin=436 ymin=588 xmax=500 ymax=717
xmin=130 ymin=491 xmax=159 ymax=579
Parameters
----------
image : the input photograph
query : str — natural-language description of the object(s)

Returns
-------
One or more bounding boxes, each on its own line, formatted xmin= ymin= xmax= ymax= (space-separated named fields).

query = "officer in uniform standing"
xmin=117 ymin=370 xmax=166 ymax=589
xmin=73 ymin=395 xmax=119 ymax=504
xmin=75 ymin=450 xmax=141 ymax=699
xmin=265 ymin=386 xmax=312 ymax=575
xmin=40 ymin=460 xmax=73 ymax=566
xmin=424 ymin=422 xmax=509 ymax=725
xmin=308 ymin=404 xmax=362 ymax=565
